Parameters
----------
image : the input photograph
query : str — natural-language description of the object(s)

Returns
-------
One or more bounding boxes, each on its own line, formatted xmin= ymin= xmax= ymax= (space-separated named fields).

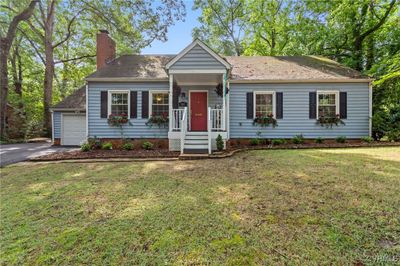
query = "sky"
xmin=141 ymin=1 xmax=201 ymax=55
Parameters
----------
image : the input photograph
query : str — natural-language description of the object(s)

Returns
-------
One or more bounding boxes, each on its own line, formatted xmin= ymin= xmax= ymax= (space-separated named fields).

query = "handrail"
xmin=180 ymin=107 xmax=187 ymax=154
xmin=172 ymin=109 xmax=183 ymax=131
xmin=210 ymin=108 xmax=224 ymax=131
xmin=208 ymin=107 xmax=212 ymax=154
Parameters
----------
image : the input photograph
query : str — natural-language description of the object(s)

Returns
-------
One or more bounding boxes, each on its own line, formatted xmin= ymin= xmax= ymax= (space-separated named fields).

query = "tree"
xmin=0 ymin=0 xmax=37 ymax=139
xmin=193 ymin=0 xmax=246 ymax=55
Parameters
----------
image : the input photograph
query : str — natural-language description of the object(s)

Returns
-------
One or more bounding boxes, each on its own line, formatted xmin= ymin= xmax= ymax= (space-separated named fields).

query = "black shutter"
xmin=309 ymin=92 xmax=317 ymax=119
xmin=130 ymin=91 xmax=137 ymax=118
xmin=340 ymin=92 xmax=347 ymax=119
xmin=100 ymin=91 xmax=108 ymax=118
xmin=246 ymin=92 xmax=254 ymax=119
xmin=142 ymin=91 xmax=149 ymax=118
xmin=276 ymin=92 xmax=283 ymax=119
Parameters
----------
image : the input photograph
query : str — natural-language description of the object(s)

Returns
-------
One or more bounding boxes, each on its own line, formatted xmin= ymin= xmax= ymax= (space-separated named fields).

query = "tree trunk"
xmin=353 ymin=38 xmax=363 ymax=71
xmin=0 ymin=0 xmax=37 ymax=139
xmin=365 ymin=35 xmax=374 ymax=71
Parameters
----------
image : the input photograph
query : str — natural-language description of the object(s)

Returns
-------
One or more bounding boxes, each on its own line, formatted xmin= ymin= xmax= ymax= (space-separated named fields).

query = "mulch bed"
xmin=31 ymin=141 xmax=400 ymax=162
xmin=32 ymin=149 xmax=180 ymax=161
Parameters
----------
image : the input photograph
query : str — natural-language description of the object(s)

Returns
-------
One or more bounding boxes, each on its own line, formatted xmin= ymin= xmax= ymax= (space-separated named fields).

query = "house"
xmin=51 ymin=30 xmax=372 ymax=154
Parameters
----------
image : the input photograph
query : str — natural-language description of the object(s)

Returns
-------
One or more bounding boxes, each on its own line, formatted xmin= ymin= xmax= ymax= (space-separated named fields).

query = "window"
xmin=109 ymin=91 xmax=129 ymax=116
xmin=254 ymin=92 xmax=275 ymax=117
xmin=317 ymin=91 xmax=339 ymax=118
xmin=151 ymin=92 xmax=169 ymax=117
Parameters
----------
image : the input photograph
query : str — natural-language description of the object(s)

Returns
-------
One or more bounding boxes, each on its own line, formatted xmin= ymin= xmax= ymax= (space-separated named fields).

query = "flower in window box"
xmin=146 ymin=113 xmax=169 ymax=128
xmin=316 ymin=114 xmax=345 ymax=128
xmin=108 ymin=113 xmax=129 ymax=127
xmin=253 ymin=113 xmax=277 ymax=128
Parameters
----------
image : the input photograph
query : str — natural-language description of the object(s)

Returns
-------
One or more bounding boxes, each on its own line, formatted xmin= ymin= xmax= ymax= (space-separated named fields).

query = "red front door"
xmin=190 ymin=92 xmax=207 ymax=131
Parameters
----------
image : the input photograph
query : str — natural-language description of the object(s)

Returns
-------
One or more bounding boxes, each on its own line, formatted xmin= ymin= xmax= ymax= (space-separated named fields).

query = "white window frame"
xmin=149 ymin=90 xmax=169 ymax=117
xmin=108 ymin=90 xmax=131 ymax=118
xmin=253 ymin=91 xmax=276 ymax=118
xmin=316 ymin=90 xmax=339 ymax=118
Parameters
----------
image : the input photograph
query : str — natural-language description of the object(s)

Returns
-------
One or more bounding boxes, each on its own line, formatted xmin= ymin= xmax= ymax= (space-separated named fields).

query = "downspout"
xmin=369 ymin=81 xmax=372 ymax=137
xmin=86 ymin=83 xmax=89 ymax=140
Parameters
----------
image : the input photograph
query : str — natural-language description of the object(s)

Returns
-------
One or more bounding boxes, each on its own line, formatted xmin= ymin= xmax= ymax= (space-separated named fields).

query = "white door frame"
xmin=188 ymin=90 xmax=208 ymax=131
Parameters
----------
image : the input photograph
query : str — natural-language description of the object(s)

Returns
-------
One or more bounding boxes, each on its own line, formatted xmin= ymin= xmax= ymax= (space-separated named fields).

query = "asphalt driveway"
xmin=0 ymin=142 xmax=77 ymax=167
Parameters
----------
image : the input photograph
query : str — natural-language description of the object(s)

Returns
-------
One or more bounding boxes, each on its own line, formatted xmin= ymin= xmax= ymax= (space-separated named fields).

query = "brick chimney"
xmin=96 ymin=30 xmax=116 ymax=69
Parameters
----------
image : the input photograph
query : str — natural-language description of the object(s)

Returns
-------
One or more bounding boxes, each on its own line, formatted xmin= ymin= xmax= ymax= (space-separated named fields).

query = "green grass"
xmin=1 ymin=147 xmax=400 ymax=265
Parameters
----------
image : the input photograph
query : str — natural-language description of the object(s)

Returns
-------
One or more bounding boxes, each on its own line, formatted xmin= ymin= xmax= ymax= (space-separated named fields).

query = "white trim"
xmin=51 ymin=111 xmax=54 ymax=144
xmin=174 ymin=81 xmax=220 ymax=86
xmin=188 ymin=90 xmax=209 ymax=131
xmin=316 ymin=90 xmax=340 ymax=118
xmin=85 ymin=78 xmax=168 ymax=82
xmin=230 ymin=79 xmax=372 ymax=84
xmin=165 ymin=39 xmax=231 ymax=70
xmin=226 ymin=80 xmax=230 ymax=139
xmin=50 ymin=108 xmax=85 ymax=112
xmin=107 ymin=90 xmax=131 ymax=118
xmin=149 ymin=90 xmax=169 ymax=117
xmin=169 ymin=74 xmax=173 ymax=131
xmin=168 ymin=131 xmax=227 ymax=139
xmin=60 ymin=113 xmax=86 ymax=146
xmin=85 ymin=84 xmax=88 ymax=138
xmin=169 ymin=69 xmax=227 ymax=74
xmin=253 ymin=91 xmax=276 ymax=118
xmin=369 ymin=82 xmax=372 ymax=137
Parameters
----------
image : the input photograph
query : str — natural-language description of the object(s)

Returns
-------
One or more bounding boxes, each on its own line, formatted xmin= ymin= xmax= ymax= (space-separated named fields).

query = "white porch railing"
xmin=210 ymin=108 xmax=224 ymax=131
xmin=208 ymin=107 xmax=212 ymax=154
xmin=180 ymin=107 xmax=187 ymax=154
xmin=172 ymin=109 xmax=184 ymax=131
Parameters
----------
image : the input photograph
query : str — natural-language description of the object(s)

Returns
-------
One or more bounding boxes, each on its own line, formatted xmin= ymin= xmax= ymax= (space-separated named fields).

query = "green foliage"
xmin=272 ymin=139 xmax=286 ymax=145
xmin=249 ymin=138 xmax=260 ymax=146
xmin=142 ymin=141 xmax=154 ymax=150
xmin=316 ymin=115 xmax=345 ymax=128
xmin=88 ymin=137 xmax=101 ymax=150
xmin=292 ymin=134 xmax=305 ymax=144
xmin=361 ymin=136 xmax=373 ymax=143
xmin=335 ymin=136 xmax=347 ymax=143
xmin=122 ymin=142 xmax=134 ymax=151
xmin=80 ymin=142 xmax=91 ymax=152
xmin=101 ymin=142 xmax=113 ymax=150
xmin=216 ymin=134 xmax=224 ymax=151
xmin=315 ymin=137 xmax=324 ymax=144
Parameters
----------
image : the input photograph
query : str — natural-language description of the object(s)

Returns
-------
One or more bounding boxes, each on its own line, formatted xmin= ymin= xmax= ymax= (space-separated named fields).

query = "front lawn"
xmin=1 ymin=147 xmax=399 ymax=265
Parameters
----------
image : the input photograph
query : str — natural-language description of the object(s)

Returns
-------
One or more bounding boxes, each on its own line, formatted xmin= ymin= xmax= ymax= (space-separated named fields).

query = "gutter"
xmin=229 ymin=79 xmax=372 ymax=84
xmin=85 ymin=77 xmax=169 ymax=82
xmin=50 ymin=108 xmax=86 ymax=112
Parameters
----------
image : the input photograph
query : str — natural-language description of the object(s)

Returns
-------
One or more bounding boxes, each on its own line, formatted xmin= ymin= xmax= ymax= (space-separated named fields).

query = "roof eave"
xmin=229 ymin=78 xmax=372 ymax=84
xmin=50 ymin=108 xmax=86 ymax=112
xmin=85 ymin=77 xmax=169 ymax=82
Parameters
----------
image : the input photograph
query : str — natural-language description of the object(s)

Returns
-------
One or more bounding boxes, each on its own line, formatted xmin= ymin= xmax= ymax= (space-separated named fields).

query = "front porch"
xmin=167 ymin=72 xmax=229 ymax=154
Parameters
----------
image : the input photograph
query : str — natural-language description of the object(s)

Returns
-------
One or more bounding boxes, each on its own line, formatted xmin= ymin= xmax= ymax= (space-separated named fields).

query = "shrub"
xmin=122 ymin=142 xmax=134 ymax=150
xmin=335 ymin=136 xmax=347 ymax=143
xmin=80 ymin=142 xmax=91 ymax=152
xmin=361 ymin=136 xmax=373 ymax=143
xmin=216 ymin=134 xmax=224 ymax=151
xmin=101 ymin=142 xmax=113 ymax=150
xmin=272 ymin=139 xmax=285 ymax=145
xmin=249 ymin=138 xmax=260 ymax=146
xmin=315 ymin=137 xmax=324 ymax=144
xmin=387 ymin=131 xmax=400 ymax=142
xmin=292 ymin=134 xmax=304 ymax=144
xmin=142 ymin=141 xmax=154 ymax=150
xmin=88 ymin=136 xmax=101 ymax=149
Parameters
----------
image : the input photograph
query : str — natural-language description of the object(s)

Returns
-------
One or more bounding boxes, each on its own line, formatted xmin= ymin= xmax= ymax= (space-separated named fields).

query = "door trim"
xmin=188 ymin=90 xmax=208 ymax=131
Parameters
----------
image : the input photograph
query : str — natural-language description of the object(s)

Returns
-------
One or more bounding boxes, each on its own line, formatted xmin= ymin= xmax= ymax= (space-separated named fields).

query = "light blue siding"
xmin=229 ymin=83 xmax=370 ymax=139
xmin=170 ymin=44 xmax=226 ymax=70
xmin=88 ymin=82 xmax=169 ymax=138
xmin=53 ymin=112 xmax=61 ymax=138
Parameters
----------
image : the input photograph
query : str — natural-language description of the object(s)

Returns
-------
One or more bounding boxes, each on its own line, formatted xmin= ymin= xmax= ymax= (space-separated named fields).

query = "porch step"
xmin=182 ymin=149 xmax=209 ymax=154
xmin=185 ymin=135 xmax=208 ymax=140
xmin=184 ymin=139 xmax=208 ymax=145
xmin=183 ymin=144 xmax=208 ymax=150
xmin=186 ymin=131 xmax=208 ymax=136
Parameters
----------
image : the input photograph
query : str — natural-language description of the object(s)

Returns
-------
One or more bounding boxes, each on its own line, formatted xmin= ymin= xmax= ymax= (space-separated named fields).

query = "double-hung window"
xmin=109 ymin=91 xmax=129 ymax=116
xmin=150 ymin=92 xmax=169 ymax=117
xmin=317 ymin=91 xmax=339 ymax=118
xmin=254 ymin=92 xmax=275 ymax=117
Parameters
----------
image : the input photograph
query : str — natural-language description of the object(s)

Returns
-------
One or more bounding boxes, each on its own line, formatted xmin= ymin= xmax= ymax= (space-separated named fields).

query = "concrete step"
xmin=181 ymin=149 xmax=209 ymax=155
xmin=184 ymin=139 xmax=208 ymax=145
xmin=183 ymin=144 xmax=208 ymax=150
xmin=186 ymin=131 xmax=208 ymax=136
xmin=185 ymin=135 xmax=208 ymax=140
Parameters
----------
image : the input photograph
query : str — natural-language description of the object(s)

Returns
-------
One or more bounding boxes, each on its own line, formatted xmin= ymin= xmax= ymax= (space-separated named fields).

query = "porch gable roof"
xmin=165 ymin=39 xmax=231 ymax=70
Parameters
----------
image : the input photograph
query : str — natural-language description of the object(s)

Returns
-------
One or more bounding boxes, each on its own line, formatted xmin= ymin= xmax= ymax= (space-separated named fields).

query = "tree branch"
xmin=54 ymin=54 xmax=96 ymax=64
xmin=52 ymin=9 xmax=84 ymax=49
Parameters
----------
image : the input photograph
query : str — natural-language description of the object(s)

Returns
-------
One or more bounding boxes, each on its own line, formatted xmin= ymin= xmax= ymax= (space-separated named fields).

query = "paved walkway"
xmin=0 ymin=142 xmax=77 ymax=167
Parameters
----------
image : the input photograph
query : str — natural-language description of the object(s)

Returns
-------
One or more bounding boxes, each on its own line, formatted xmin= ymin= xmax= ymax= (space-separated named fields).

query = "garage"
xmin=61 ymin=114 xmax=86 ymax=146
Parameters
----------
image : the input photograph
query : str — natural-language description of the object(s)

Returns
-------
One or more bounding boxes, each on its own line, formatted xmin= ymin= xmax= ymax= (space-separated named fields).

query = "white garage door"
xmin=62 ymin=114 xmax=86 ymax=146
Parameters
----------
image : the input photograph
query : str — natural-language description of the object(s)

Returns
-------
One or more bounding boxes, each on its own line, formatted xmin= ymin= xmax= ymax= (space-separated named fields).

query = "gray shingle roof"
xmin=59 ymin=54 xmax=368 ymax=110
xmin=52 ymin=86 xmax=86 ymax=110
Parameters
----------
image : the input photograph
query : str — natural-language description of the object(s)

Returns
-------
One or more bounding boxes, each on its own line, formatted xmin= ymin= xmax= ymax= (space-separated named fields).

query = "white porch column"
xmin=169 ymin=74 xmax=173 ymax=132
xmin=222 ymin=72 xmax=226 ymax=131
xmin=226 ymin=80 xmax=230 ymax=139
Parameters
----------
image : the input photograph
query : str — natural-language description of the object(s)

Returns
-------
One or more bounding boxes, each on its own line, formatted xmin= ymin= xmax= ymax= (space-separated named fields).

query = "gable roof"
xmin=52 ymin=86 xmax=86 ymax=110
xmin=165 ymin=39 xmax=231 ymax=70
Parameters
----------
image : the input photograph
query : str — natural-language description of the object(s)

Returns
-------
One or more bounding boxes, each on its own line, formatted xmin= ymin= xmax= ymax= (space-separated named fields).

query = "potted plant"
xmin=146 ymin=112 xmax=169 ymax=128
xmin=316 ymin=114 xmax=345 ymax=128
xmin=108 ymin=113 xmax=129 ymax=127
xmin=253 ymin=113 xmax=277 ymax=127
